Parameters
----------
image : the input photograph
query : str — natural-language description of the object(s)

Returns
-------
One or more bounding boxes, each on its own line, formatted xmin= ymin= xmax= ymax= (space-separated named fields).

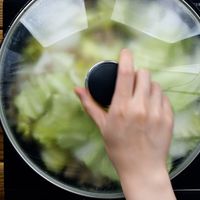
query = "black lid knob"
xmin=85 ymin=61 xmax=118 ymax=108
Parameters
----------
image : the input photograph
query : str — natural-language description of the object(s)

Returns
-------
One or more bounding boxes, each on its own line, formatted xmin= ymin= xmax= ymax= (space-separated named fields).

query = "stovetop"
xmin=3 ymin=0 xmax=200 ymax=199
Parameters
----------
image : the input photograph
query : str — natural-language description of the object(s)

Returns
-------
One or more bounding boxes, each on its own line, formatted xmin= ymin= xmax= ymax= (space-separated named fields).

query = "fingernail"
xmin=121 ymin=48 xmax=131 ymax=55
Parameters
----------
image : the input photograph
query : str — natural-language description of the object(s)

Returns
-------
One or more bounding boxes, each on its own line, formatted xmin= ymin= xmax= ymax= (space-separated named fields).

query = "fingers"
xmin=150 ymin=82 xmax=173 ymax=116
xmin=75 ymin=87 xmax=106 ymax=128
xmin=133 ymin=69 xmax=151 ymax=102
xmin=163 ymin=95 xmax=174 ymax=121
xmin=150 ymin=82 xmax=163 ymax=107
xmin=111 ymin=49 xmax=135 ymax=105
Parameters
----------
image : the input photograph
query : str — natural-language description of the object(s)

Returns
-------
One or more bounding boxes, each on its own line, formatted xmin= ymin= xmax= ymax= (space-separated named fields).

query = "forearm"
xmin=119 ymin=168 xmax=177 ymax=200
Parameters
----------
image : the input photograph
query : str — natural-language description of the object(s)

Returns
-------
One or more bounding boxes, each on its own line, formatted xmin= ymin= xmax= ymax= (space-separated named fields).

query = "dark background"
xmin=3 ymin=0 xmax=200 ymax=199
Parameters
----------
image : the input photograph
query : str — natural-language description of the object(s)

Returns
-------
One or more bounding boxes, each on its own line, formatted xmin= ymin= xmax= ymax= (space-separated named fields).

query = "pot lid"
xmin=1 ymin=0 xmax=200 ymax=198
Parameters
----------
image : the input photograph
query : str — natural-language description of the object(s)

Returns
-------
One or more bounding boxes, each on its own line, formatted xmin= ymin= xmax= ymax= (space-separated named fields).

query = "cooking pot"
xmin=1 ymin=0 xmax=200 ymax=199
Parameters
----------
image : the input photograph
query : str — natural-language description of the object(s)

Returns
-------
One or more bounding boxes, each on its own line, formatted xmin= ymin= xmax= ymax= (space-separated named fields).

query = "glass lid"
xmin=1 ymin=0 xmax=200 ymax=198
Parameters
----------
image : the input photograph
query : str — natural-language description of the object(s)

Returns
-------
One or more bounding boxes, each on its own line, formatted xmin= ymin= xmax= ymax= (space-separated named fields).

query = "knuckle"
xmin=164 ymin=96 xmax=174 ymax=115
xmin=138 ymin=69 xmax=150 ymax=78
xmin=152 ymin=82 xmax=161 ymax=91
xmin=119 ymin=66 xmax=133 ymax=77
xmin=133 ymin=105 xmax=148 ymax=122
xmin=111 ymin=105 xmax=126 ymax=118
xmin=151 ymin=111 xmax=161 ymax=123
xmin=163 ymin=95 xmax=170 ymax=105
xmin=164 ymin=114 xmax=174 ymax=127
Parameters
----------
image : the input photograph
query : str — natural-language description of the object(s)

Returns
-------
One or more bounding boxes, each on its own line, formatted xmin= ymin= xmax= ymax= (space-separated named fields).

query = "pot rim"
xmin=0 ymin=0 xmax=200 ymax=198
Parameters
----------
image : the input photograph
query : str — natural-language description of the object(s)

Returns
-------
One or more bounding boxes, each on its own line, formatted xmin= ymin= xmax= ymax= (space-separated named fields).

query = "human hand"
xmin=75 ymin=49 xmax=176 ymax=200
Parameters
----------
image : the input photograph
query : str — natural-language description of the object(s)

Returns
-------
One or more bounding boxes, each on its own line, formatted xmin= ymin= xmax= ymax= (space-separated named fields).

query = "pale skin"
xmin=75 ymin=49 xmax=177 ymax=200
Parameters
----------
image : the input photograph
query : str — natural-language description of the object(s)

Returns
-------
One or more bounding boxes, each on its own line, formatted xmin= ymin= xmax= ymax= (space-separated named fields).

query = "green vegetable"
xmin=41 ymin=147 xmax=71 ymax=173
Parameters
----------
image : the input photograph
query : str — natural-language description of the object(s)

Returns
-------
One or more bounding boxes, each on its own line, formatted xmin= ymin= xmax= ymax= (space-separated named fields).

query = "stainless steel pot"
xmin=1 ymin=0 xmax=200 ymax=198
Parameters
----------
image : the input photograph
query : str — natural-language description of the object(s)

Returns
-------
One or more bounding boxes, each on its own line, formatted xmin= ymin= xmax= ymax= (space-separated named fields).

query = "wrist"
xmin=119 ymin=167 xmax=176 ymax=200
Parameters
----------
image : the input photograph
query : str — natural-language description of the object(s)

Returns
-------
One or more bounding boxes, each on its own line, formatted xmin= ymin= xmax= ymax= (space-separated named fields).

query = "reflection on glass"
xmin=112 ymin=0 xmax=200 ymax=43
xmin=20 ymin=0 xmax=88 ymax=47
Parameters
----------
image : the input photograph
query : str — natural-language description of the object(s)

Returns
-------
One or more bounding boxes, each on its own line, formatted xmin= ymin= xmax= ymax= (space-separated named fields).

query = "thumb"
xmin=74 ymin=87 xmax=106 ymax=129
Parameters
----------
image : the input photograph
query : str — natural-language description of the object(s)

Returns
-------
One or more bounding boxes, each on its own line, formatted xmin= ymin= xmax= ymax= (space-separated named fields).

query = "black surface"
xmin=171 ymin=153 xmax=200 ymax=189
xmin=3 ymin=0 xmax=31 ymax=35
xmin=3 ymin=0 xmax=200 ymax=199
xmin=175 ymin=191 xmax=200 ymax=200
